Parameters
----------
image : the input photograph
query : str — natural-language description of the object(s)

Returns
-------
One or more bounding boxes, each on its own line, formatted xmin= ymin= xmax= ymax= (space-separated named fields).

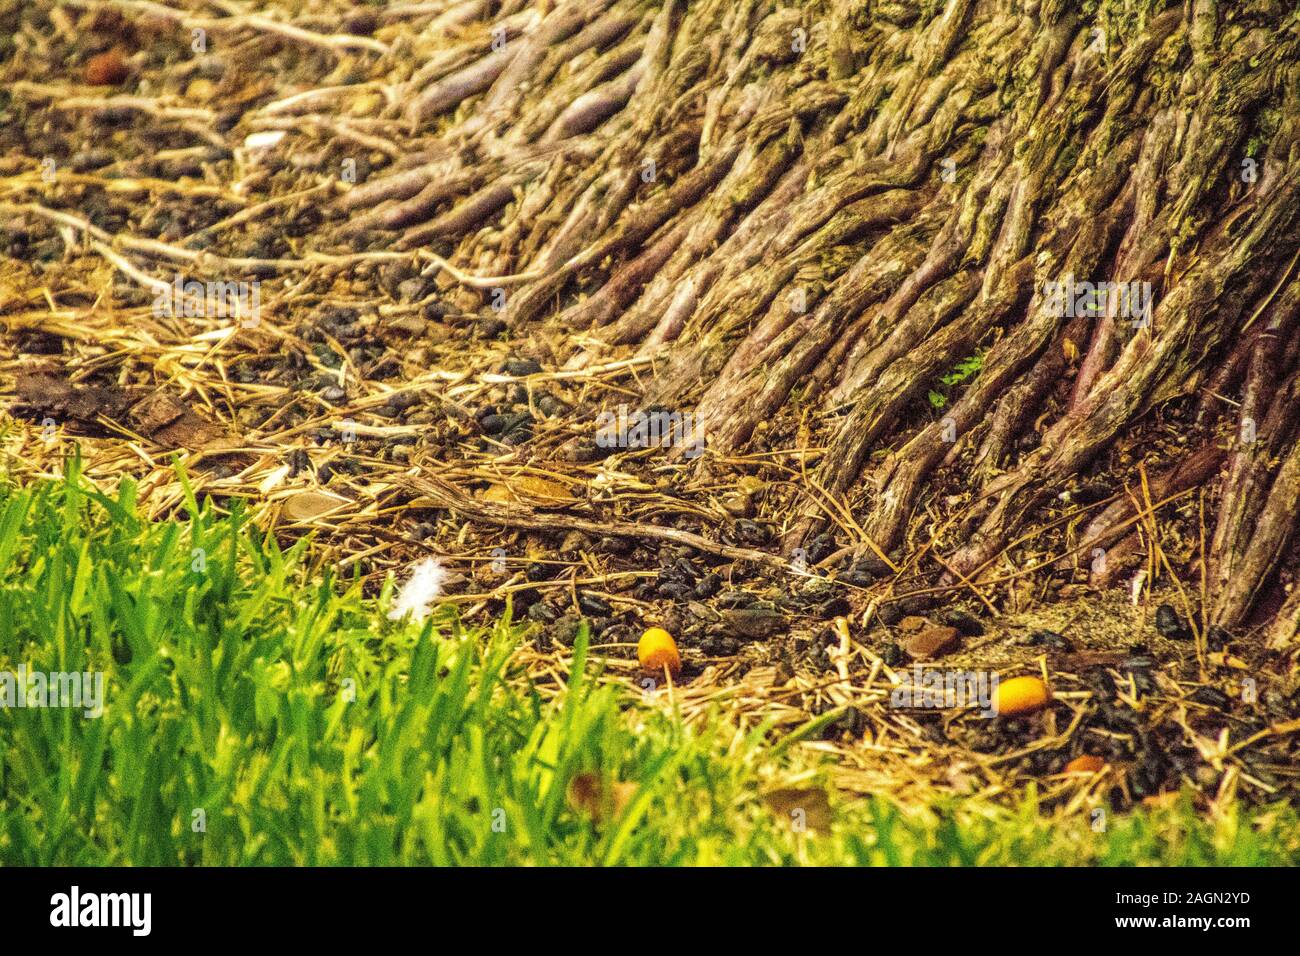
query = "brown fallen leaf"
xmin=128 ymin=391 xmax=187 ymax=435
xmin=721 ymin=607 xmax=787 ymax=639
xmin=280 ymin=491 xmax=350 ymax=522
xmin=15 ymin=369 xmax=133 ymax=422
xmin=14 ymin=370 xmax=232 ymax=452
xmin=761 ymin=787 xmax=832 ymax=833
xmin=128 ymin=392 xmax=226 ymax=450
xmin=566 ymin=772 xmax=637 ymax=824
xmin=481 ymin=484 xmax=514 ymax=504
xmin=482 ymin=474 xmax=576 ymax=507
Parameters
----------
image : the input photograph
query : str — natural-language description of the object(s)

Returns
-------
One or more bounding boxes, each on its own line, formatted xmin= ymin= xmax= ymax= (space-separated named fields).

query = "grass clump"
xmin=1 ymin=464 xmax=1296 ymax=865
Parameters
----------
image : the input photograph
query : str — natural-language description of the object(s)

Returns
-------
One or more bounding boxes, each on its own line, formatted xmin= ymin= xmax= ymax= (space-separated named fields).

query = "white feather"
xmin=388 ymin=557 xmax=447 ymax=622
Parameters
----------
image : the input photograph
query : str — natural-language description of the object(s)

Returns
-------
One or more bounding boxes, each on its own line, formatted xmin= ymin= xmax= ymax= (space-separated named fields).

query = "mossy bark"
xmin=330 ymin=0 xmax=1300 ymax=636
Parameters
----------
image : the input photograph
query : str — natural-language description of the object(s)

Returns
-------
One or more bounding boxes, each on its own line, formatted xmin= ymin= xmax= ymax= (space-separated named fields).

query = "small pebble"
xmin=577 ymin=592 xmax=611 ymax=617
xmin=397 ymin=277 xmax=433 ymax=303
xmin=477 ymin=317 xmax=507 ymax=338
xmin=876 ymin=603 xmax=904 ymax=626
xmin=85 ymin=50 xmax=129 ymax=86
xmin=344 ymin=11 xmax=379 ymax=36
xmin=941 ymin=608 xmax=985 ymax=637
xmin=503 ymin=357 xmax=542 ymax=376
xmin=902 ymin=625 xmax=960 ymax=661
xmin=1189 ymin=685 xmax=1231 ymax=709
xmin=720 ymin=607 xmax=786 ymax=640
xmin=1154 ymin=603 xmax=1192 ymax=640
xmin=528 ymin=603 xmax=559 ymax=625
xmin=1025 ymin=629 xmax=1072 ymax=650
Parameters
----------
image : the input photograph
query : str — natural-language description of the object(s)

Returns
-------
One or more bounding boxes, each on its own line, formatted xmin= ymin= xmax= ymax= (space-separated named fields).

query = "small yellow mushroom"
xmin=638 ymin=627 xmax=681 ymax=677
xmin=995 ymin=675 xmax=1051 ymax=716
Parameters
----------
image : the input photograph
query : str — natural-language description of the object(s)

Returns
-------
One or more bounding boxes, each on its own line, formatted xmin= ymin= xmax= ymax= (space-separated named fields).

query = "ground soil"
xmin=2 ymin=0 xmax=1298 ymax=812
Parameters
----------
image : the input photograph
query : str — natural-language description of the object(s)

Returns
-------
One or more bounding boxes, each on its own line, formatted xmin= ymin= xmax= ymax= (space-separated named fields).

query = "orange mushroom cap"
xmin=638 ymin=627 xmax=681 ymax=676
xmin=1064 ymin=754 xmax=1107 ymax=775
xmin=995 ymin=675 xmax=1051 ymax=716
